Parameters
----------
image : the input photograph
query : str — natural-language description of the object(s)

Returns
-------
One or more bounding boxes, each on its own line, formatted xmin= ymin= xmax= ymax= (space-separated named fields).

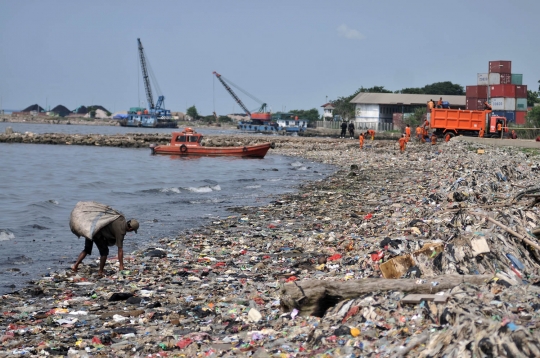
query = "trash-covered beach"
xmin=1 ymin=137 xmax=540 ymax=357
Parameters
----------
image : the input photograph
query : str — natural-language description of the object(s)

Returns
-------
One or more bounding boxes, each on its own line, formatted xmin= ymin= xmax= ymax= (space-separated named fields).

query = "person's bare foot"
xmin=97 ymin=271 xmax=104 ymax=278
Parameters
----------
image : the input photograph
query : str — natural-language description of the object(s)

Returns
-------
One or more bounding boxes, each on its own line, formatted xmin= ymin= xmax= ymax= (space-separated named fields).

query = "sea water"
xmin=0 ymin=125 xmax=335 ymax=293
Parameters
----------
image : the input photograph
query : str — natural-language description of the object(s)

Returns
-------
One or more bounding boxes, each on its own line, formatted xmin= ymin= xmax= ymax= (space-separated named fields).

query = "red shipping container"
xmin=515 ymin=111 xmax=526 ymax=125
xmin=466 ymin=97 xmax=487 ymax=110
xmin=489 ymin=61 xmax=511 ymax=73
xmin=466 ymin=85 xmax=488 ymax=98
xmin=515 ymin=85 xmax=527 ymax=98
xmin=490 ymin=84 xmax=516 ymax=98
xmin=499 ymin=73 xmax=512 ymax=84
xmin=516 ymin=112 xmax=527 ymax=124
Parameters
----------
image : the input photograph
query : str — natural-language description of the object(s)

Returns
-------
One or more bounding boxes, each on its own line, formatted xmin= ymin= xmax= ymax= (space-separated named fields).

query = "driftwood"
xmin=469 ymin=211 xmax=540 ymax=251
xmin=280 ymin=274 xmax=492 ymax=317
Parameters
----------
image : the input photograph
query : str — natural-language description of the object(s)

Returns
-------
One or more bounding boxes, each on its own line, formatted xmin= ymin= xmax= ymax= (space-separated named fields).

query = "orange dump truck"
xmin=430 ymin=108 xmax=508 ymax=139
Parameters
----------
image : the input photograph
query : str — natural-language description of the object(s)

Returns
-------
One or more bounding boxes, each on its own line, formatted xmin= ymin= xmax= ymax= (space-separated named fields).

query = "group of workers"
xmin=427 ymin=97 xmax=448 ymax=110
xmin=396 ymin=119 xmax=445 ymax=153
xmin=358 ymin=129 xmax=376 ymax=149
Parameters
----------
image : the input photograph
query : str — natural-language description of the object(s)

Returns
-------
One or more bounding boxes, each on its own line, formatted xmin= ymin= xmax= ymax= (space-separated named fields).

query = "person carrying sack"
xmin=70 ymin=201 xmax=139 ymax=276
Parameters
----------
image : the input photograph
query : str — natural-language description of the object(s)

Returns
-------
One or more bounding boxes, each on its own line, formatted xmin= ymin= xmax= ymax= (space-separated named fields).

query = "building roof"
xmin=321 ymin=103 xmax=334 ymax=109
xmin=350 ymin=93 xmax=466 ymax=106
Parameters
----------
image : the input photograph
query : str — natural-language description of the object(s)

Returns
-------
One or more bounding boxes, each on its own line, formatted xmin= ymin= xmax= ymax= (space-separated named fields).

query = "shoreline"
xmin=1 ymin=136 xmax=540 ymax=356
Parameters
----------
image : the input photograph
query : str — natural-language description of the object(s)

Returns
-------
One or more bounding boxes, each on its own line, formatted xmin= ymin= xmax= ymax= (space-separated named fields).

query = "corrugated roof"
xmin=350 ymin=93 xmax=466 ymax=106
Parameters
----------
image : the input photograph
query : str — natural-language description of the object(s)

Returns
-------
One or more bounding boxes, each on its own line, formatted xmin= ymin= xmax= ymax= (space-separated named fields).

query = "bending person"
xmin=72 ymin=216 xmax=139 ymax=276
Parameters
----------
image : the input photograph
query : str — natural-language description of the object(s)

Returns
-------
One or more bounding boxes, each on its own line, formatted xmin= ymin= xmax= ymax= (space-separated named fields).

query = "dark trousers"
xmin=83 ymin=237 xmax=109 ymax=256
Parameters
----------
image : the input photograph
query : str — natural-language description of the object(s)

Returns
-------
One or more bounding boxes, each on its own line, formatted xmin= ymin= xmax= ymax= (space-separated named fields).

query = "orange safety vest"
xmin=398 ymin=137 xmax=407 ymax=151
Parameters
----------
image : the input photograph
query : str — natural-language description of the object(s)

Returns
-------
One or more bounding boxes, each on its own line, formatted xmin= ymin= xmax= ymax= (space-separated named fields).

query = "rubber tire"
xmin=180 ymin=144 xmax=187 ymax=153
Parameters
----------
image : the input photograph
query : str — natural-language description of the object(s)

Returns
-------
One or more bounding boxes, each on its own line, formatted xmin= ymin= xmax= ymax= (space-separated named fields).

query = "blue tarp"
xmin=113 ymin=114 xmax=128 ymax=119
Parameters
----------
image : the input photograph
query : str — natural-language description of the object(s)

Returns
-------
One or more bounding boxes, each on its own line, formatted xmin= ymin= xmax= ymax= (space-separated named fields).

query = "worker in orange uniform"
xmin=437 ymin=97 xmax=443 ymax=108
xmin=367 ymin=129 xmax=375 ymax=141
xmin=422 ymin=118 xmax=430 ymax=143
xmin=416 ymin=126 xmax=422 ymax=142
xmin=427 ymin=99 xmax=434 ymax=110
xmin=483 ymin=101 xmax=492 ymax=110
xmin=445 ymin=133 xmax=451 ymax=142
xmin=398 ymin=134 xmax=407 ymax=153
xmin=496 ymin=121 xmax=503 ymax=138
xmin=405 ymin=124 xmax=411 ymax=142
xmin=431 ymin=132 xmax=437 ymax=145
xmin=358 ymin=132 xmax=364 ymax=149
xmin=478 ymin=127 xmax=484 ymax=138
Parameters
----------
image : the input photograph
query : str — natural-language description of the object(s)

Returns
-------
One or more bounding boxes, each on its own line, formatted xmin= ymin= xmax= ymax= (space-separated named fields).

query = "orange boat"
xmin=150 ymin=128 xmax=274 ymax=158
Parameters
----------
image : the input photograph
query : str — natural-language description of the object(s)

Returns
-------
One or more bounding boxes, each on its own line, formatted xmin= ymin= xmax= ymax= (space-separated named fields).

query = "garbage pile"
xmin=1 ymin=138 xmax=540 ymax=357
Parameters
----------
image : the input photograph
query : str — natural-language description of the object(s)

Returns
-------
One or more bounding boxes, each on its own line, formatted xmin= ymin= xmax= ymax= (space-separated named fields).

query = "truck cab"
xmin=488 ymin=116 xmax=508 ymax=137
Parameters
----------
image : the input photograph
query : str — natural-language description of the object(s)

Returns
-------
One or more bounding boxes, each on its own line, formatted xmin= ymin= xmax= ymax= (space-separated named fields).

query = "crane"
xmin=138 ymin=38 xmax=166 ymax=113
xmin=120 ymin=38 xmax=174 ymax=128
xmin=138 ymin=38 xmax=154 ymax=110
xmin=212 ymin=72 xmax=251 ymax=116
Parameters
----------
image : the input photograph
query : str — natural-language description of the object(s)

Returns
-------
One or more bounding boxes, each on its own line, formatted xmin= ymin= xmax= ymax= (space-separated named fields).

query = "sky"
xmin=0 ymin=0 xmax=539 ymax=115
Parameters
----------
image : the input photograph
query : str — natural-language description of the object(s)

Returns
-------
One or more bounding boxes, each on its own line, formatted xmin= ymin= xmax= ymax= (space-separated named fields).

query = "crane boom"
xmin=213 ymin=72 xmax=251 ymax=116
xmin=138 ymin=38 xmax=154 ymax=110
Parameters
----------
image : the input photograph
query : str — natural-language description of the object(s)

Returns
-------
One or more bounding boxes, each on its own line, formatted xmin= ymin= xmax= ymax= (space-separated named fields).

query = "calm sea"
xmin=0 ymin=123 xmax=335 ymax=294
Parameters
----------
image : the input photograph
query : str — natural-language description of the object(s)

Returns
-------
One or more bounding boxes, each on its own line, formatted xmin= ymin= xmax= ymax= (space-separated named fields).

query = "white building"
xmin=350 ymin=93 xmax=466 ymax=124
xmin=320 ymin=103 xmax=335 ymax=120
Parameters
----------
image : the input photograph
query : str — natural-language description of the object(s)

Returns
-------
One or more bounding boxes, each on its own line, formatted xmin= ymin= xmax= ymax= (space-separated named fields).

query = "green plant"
xmin=521 ymin=148 xmax=540 ymax=156
xmin=186 ymin=105 xmax=199 ymax=119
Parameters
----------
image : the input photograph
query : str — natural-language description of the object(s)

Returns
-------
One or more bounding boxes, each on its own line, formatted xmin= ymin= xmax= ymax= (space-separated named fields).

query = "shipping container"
xmin=489 ymin=61 xmax=511 ymax=73
xmin=499 ymin=73 xmax=512 ymax=84
xmin=477 ymin=73 xmax=489 ymax=85
xmin=492 ymin=110 xmax=515 ymax=123
xmin=488 ymin=73 xmax=500 ymax=85
xmin=515 ymin=85 xmax=527 ymax=98
xmin=491 ymin=98 xmax=516 ymax=111
xmin=515 ymin=111 xmax=526 ymax=125
xmin=515 ymin=98 xmax=527 ymax=111
xmin=490 ymin=84 xmax=516 ymax=98
xmin=466 ymin=85 xmax=488 ymax=98
xmin=466 ymin=97 xmax=487 ymax=111
xmin=511 ymin=74 xmax=523 ymax=85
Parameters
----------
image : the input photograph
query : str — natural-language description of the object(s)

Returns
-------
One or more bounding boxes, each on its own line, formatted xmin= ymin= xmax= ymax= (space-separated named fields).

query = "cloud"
xmin=337 ymin=24 xmax=365 ymax=40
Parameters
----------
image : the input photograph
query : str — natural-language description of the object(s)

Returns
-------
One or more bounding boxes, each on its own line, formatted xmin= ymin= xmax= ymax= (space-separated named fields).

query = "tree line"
xmin=185 ymin=80 xmax=540 ymax=126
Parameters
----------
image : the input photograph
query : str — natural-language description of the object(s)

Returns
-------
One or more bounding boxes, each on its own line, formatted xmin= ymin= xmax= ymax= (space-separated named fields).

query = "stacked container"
xmin=466 ymin=61 xmax=528 ymax=124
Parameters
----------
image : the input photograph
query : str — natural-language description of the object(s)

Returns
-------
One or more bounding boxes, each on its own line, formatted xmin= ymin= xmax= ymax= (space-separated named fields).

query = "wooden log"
xmin=468 ymin=211 xmax=540 ymax=251
xmin=280 ymin=274 xmax=492 ymax=317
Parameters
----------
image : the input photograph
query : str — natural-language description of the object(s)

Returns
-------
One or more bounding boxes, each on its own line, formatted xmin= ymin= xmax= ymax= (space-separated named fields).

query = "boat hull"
xmin=152 ymin=143 xmax=272 ymax=158
xmin=237 ymin=122 xmax=280 ymax=132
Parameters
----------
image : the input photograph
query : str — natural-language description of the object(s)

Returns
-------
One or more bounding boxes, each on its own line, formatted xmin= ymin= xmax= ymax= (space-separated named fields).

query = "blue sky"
xmin=0 ymin=0 xmax=538 ymax=115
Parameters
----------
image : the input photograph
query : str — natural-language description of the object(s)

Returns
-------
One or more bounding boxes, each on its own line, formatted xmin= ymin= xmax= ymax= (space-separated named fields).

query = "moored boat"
xmin=150 ymin=128 xmax=274 ymax=158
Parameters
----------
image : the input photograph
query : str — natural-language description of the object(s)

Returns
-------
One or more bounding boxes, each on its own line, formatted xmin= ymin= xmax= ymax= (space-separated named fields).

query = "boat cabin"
xmin=171 ymin=128 xmax=203 ymax=146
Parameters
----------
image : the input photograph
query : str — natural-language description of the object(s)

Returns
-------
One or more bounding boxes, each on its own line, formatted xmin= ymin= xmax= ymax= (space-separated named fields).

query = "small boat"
xmin=150 ymin=128 xmax=274 ymax=158
xmin=120 ymin=112 xmax=178 ymax=128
